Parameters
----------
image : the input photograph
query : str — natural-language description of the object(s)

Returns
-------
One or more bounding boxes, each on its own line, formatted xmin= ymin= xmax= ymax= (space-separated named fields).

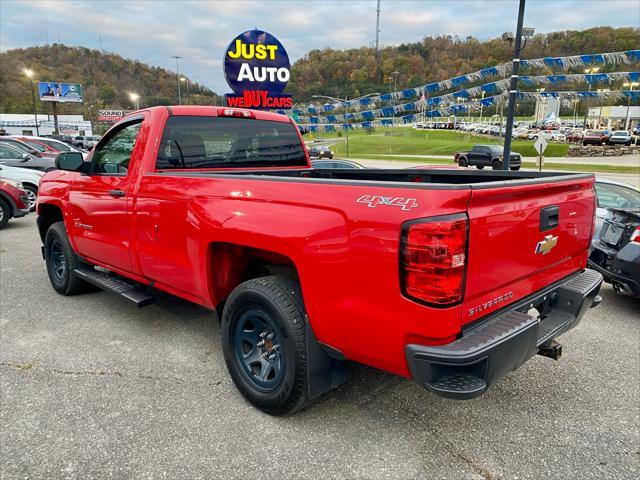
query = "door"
xmin=68 ymin=118 xmax=143 ymax=272
xmin=0 ymin=143 xmax=28 ymax=168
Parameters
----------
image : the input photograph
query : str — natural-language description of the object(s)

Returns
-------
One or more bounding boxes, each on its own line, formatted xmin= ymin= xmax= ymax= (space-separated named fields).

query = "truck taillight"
xmin=630 ymin=226 xmax=640 ymax=243
xmin=217 ymin=108 xmax=255 ymax=118
xmin=400 ymin=214 xmax=468 ymax=306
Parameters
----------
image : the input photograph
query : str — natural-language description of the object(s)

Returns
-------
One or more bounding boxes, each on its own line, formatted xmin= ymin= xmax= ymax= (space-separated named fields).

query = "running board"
xmin=74 ymin=267 xmax=155 ymax=307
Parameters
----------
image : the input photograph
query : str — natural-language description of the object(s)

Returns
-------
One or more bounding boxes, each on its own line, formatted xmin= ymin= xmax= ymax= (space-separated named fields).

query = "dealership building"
xmin=586 ymin=105 xmax=639 ymax=130
xmin=0 ymin=113 xmax=93 ymax=136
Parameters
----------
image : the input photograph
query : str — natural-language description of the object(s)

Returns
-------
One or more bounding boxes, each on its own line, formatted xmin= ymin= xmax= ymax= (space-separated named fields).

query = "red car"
xmin=581 ymin=130 xmax=608 ymax=146
xmin=13 ymin=137 xmax=59 ymax=159
xmin=0 ymin=178 xmax=30 ymax=228
xmin=36 ymin=106 xmax=602 ymax=414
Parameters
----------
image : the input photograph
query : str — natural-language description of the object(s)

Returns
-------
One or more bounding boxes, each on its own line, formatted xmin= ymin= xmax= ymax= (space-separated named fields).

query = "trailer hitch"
xmin=537 ymin=339 xmax=562 ymax=360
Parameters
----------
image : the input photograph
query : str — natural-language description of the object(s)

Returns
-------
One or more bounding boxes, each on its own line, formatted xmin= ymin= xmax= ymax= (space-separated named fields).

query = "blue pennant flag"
xmin=626 ymin=50 xmax=640 ymax=62
xmin=325 ymin=125 xmax=335 ymax=132
xmin=402 ymin=89 xmax=415 ymax=98
xmin=381 ymin=107 xmax=395 ymax=117
xmin=361 ymin=111 xmax=375 ymax=120
xmin=480 ymin=67 xmax=498 ymax=78
xmin=450 ymin=104 xmax=465 ymax=114
xmin=401 ymin=114 xmax=416 ymax=124
xmin=323 ymin=104 xmax=334 ymax=112
xmin=480 ymin=97 xmax=495 ymax=107
xmin=380 ymin=93 xmax=392 ymax=102
xmin=361 ymin=121 xmax=373 ymax=129
xmin=580 ymin=54 xmax=604 ymax=64
xmin=424 ymin=83 xmax=439 ymax=93
xmin=629 ymin=72 xmax=640 ymax=82
xmin=577 ymin=91 xmax=598 ymax=98
xmin=624 ymin=91 xmax=640 ymax=100
xmin=451 ymin=76 xmax=468 ymax=87
xmin=327 ymin=115 xmax=337 ymax=123
xmin=344 ymin=113 xmax=355 ymax=121
xmin=519 ymin=76 xmax=535 ymax=86
xmin=547 ymin=75 xmax=567 ymax=84
xmin=380 ymin=119 xmax=393 ymax=126
xmin=453 ymin=90 xmax=470 ymax=99
xmin=359 ymin=97 xmax=373 ymax=106
xmin=481 ymin=83 xmax=498 ymax=94
xmin=310 ymin=117 xmax=319 ymax=124
xmin=404 ymin=102 xmax=416 ymax=111
xmin=426 ymin=110 xmax=440 ymax=117
xmin=520 ymin=60 xmax=529 ymax=68
xmin=309 ymin=125 xmax=318 ymax=133
xmin=543 ymin=57 xmax=564 ymax=67
xmin=342 ymin=123 xmax=353 ymax=130
xmin=585 ymin=73 xmax=608 ymax=84
xmin=292 ymin=109 xmax=302 ymax=116
xmin=308 ymin=107 xmax=317 ymax=115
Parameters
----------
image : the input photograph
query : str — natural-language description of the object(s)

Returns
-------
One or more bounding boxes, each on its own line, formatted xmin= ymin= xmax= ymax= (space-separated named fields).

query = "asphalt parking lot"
xmin=1 ymin=216 xmax=638 ymax=480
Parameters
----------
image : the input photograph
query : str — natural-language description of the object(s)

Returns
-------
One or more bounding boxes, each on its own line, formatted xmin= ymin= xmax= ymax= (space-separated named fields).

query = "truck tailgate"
xmin=462 ymin=176 xmax=595 ymax=324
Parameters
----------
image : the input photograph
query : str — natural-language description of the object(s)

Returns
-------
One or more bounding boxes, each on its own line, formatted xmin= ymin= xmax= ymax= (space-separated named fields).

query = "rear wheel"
xmin=475 ymin=165 xmax=485 ymax=170
xmin=492 ymin=159 xmax=502 ymax=170
xmin=458 ymin=157 xmax=468 ymax=167
xmin=44 ymin=222 xmax=93 ymax=295
xmin=510 ymin=166 xmax=521 ymax=171
xmin=221 ymin=275 xmax=310 ymax=415
xmin=0 ymin=199 xmax=10 ymax=229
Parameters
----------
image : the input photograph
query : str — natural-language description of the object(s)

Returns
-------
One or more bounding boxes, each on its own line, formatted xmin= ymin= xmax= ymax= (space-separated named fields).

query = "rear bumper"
xmin=589 ymin=241 xmax=640 ymax=297
xmin=405 ymin=269 xmax=603 ymax=400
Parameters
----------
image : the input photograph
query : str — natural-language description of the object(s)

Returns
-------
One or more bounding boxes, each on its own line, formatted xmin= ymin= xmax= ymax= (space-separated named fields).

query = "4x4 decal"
xmin=356 ymin=195 xmax=419 ymax=211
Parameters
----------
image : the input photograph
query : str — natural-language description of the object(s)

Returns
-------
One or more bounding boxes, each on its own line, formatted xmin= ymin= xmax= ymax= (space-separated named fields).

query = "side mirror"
xmin=22 ymin=153 xmax=29 ymax=161
xmin=55 ymin=152 xmax=84 ymax=171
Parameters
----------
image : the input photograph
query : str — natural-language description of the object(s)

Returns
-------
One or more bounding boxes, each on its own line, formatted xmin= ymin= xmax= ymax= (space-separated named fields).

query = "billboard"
xmin=223 ymin=29 xmax=292 ymax=109
xmin=38 ymin=82 xmax=83 ymax=103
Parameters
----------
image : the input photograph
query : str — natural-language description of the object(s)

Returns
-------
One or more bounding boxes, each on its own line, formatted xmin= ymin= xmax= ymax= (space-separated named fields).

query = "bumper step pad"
xmin=74 ymin=266 xmax=155 ymax=307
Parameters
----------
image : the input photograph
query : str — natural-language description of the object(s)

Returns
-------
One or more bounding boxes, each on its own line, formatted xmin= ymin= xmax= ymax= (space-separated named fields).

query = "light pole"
xmin=583 ymin=67 xmax=600 ymax=128
xmin=180 ymin=77 xmax=190 ymax=104
xmin=596 ymin=88 xmax=609 ymax=128
xmin=23 ymin=69 xmax=40 ymax=136
xmin=623 ymin=81 xmax=639 ymax=130
xmin=391 ymin=71 xmax=400 ymax=106
xmin=500 ymin=0 xmax=535 ymax=170
xmin=312 ymin=92 xmax=380 ymax=158
xmin=129 ymin=92 xmax=140 ymax=110
xmin=479 ymin=90 xmax=486 ymax=124
xmin=171 ymin=55 xmax=182 ymax=104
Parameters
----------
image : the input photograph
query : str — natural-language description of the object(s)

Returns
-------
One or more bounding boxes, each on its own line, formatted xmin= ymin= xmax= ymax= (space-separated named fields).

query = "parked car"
xmin=454 ymin=144 xmax=522 ymax=170
xmin=0 ymin=164 xmax=44 ymax=211
xmin=0 ymin=142 xmax=56 ymax=171
xmin=589 ymin=207 xmax=640 ymax=298
xmin=0 ymin=178 xmax=30 ymax=229
xmin=607 ymin=130 xmax=632 ymax=146
xmin=73 ymin=135 xmax=100 ymax=150
xmin=593 ymin=180 xmax=640 ymax=239
xmin=311 ymin=159 xmax=364 ymax=169
xmin=0 ymin=137 xmax=47 ymax=158
xmin=582 ymin=130 xmax=608 ymax=146
xmin=566 ymin=129 xmax=584 ymax=143
xmin=18 ymin=136 xmax=88 ymax=159
xmin=13 ymin=136 xmax=61 ymax=156
xmin=37 ymin=105 xmax=602 ymax=415
xmin=308 ymin=146 xmax=334 ymax=159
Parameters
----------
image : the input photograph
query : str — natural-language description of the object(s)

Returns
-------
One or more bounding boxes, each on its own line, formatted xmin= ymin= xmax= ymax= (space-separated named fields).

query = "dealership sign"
xmin=38 ymin=82 xmax=83 ymax=103
xmin=223 ymin=29 xmax=292 ymax=109
xmin=97 ymin=110 xmax=130 ymax=122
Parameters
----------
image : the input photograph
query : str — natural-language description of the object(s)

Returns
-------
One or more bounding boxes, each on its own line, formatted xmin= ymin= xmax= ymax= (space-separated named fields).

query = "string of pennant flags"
xmin=281 ymin=49 xmax=640 ymax=116
xmin=298 ymin=90 xmax=640 ymax=133
xmin=295 ymin=71 xmax=639 ymax=124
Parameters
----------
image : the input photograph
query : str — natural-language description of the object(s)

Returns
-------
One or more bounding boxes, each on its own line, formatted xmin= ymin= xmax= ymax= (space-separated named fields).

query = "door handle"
xmin=108 ymin=189 xmax=125 ymax=198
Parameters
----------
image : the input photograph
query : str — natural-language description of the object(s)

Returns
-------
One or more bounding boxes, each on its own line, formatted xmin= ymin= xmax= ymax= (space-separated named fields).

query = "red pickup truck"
xmin=36 ymin=106 xmax=603 ymax=414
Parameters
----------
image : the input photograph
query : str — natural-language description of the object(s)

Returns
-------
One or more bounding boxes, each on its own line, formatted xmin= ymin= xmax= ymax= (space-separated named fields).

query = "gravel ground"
xmin=1 ymin=216 xmax=639 ymax=480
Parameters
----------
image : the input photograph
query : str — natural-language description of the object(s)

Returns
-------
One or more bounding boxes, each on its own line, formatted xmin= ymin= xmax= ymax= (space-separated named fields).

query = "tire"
xmin=510 ymin=166 xmax=521 ymax=171
xmin=23 ymin=184 xmax=38 ymax=212
xmin=458 ymin=157 xmax=468 ymax=167
xmin=476 ymin=165 xmax=485 ymax=170
xmin=0 ymin=199 xmax=10 ymax=229
xmin=44 ymin=222 xmax=93 ymax=295
xmin=221 ymin=275 xmax=310 ymax=415
xmin=492 ymin=159 xmax=502 ymax=170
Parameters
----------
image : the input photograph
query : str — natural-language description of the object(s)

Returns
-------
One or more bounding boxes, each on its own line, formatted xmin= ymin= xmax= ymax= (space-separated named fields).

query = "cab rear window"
xmin=156 ymin=116 xmax=307 ymax=169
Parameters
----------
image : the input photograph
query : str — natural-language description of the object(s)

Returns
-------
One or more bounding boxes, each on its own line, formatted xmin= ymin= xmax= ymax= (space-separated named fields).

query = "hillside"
xmin=287 ymin=26 xmax=640 ymax=101
xmin=0 ymin=44 xmax=218 ymax=119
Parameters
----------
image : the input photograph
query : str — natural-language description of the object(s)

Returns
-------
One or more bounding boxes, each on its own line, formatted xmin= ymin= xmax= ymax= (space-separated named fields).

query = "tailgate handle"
xmin=540 ymin=205 xmax=559 ymax=231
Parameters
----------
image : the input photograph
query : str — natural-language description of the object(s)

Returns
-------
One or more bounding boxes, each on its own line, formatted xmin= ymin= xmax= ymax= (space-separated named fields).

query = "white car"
xmin=0 ymin=164 xmax=44 ymax=211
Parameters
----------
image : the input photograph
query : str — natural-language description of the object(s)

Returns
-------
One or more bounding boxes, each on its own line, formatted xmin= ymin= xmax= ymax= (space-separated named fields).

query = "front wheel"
xmin=221 ymin=275 xmax=310 ymax=415
xmin=458 ymin=158 xmax=468 ymax=167
xmin=510 ymin=166 xmax=521 ymax=171
xmin=0 ymin=199 xmax=10 ymax=229
xmin=476 ymin=165 xmax=485 ymax=170
xmin=44 ymin=222 xmax=93 ymax=295
xmin=492 ymin=159 xmax=502 ymax=170
xmin=23 ymin=184 xmax=37 ymax=211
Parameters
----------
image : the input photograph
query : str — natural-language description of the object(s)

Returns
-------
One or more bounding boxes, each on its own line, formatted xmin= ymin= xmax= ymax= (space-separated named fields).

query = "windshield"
xmin=22 ymin=140 xmax=47 ymax=152
xmin=38 ymin=139 xmax=72 ymax=151
xmin=156 ymin=116 xmax=307 ymax=169
xmin=613 ymin=131 xmax=627 ymax=135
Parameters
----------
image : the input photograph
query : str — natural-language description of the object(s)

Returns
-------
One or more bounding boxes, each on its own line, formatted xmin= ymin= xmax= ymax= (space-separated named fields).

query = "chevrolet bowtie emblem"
xmin=535 ymin=234 xmax=558 ymax=255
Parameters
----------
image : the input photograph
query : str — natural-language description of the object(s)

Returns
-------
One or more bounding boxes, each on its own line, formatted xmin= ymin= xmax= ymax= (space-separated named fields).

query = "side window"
xmin=0 ymin=144 xmax=18 ymax=159
xmin=595 ymin=183 xmax=640 ymax=209
xmin=92 ymin=121 xmax=142 ymax=174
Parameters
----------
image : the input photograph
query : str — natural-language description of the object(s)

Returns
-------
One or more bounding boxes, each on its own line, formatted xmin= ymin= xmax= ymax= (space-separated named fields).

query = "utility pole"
xmin=375 ymin=0 xmax=381 ymax=80
xmin=24 ymin=69 xmax=40 ymax=136
xmin=172 ymin=55 xmax=182 ymax=104
xmin=501 ymin=0 xmax=526 ymax=170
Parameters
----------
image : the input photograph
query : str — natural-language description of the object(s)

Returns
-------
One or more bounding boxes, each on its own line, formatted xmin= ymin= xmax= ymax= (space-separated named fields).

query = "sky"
xmin=1 ymin=0 xmax=638 ymax=93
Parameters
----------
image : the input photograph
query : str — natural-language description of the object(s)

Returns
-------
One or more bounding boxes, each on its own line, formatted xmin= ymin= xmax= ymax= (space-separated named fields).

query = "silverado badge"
xmin=535 ymin=235 xmax=558 ymax=255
